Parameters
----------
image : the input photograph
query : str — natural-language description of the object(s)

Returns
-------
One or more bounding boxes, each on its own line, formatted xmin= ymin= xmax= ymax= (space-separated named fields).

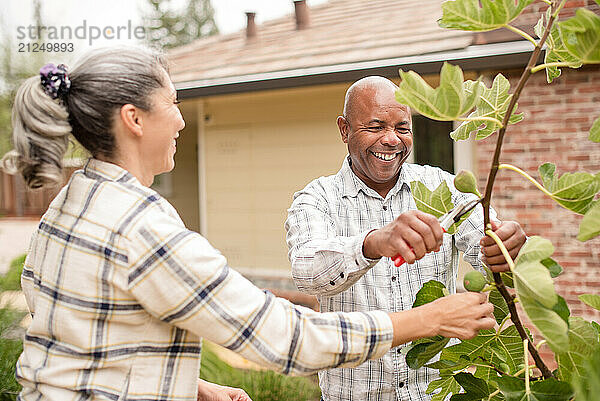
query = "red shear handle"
xmin=393 ymin=254 xmax=407 ymax=267
xmin=392 ymin=228 xmax=447 ymax=267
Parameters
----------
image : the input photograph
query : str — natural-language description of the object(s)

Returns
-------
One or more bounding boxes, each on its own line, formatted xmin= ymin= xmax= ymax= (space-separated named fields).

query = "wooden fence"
xmin=0 ymin=165 xmax=81 ymax=217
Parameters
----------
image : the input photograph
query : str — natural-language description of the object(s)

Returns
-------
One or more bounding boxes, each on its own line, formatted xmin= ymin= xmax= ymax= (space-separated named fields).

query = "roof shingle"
xmin=168 ymin=0 xmax=474 ymax=84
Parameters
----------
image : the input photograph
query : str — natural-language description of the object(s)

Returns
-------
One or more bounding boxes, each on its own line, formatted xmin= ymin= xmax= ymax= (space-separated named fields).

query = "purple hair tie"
xmin=39 ymin=63 xmax=71 ymax=100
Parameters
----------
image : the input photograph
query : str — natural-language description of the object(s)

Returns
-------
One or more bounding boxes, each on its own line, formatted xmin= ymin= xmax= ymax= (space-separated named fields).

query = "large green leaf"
xmin=427 ymin=373 xmax=462 ymax=401
xmin=519 ymin=292 xmax=569 ymax=353
xmin=451 ymin=74 xmax=523 ymax=141
xmin=513 ymin=238 xmax=569 ymax=352
xmin=556 ymin=317 xmax=600 ymax=384
xmin=552 ymin=295 xmax=571 ymax=325
xmin=425 ymin=358 xmax=470 ymax=371
xmin=442 ymin=326 xmax=525 ymax=374
xmin=439 ymin=0 xmax=534 ymax=32
xmin=410 ymin=180 xmax=473 ymax=234
xmin=538 ymin=163 xmax=600 ymax=215
xmin=579 ymin=294 xmax=600 ymax=311
xmin=404 ymin=280 xmax=450 ymax=369
xmin=405 ymin=336 xmax=451 ymax=369
xmin=535 ymin=10 xmax=583 ymax=83
xmin=578 ymin=200 xmax=600 ymax=241
xmin=540 ymin=257 xmax=563 ymax=278
xmin=413 ymin=280 xmax=448 ymax=308
xmin=396 ymin=62 xmax=481 ymax=122
xmin=513 ymin=237 xmax=557 ymax=309
xmin=558 ymin=8 xmax=600 ymax=65
xmin=426 ymin=374 xmax=460 ymax=401
xmin=590 ymin=116 xmax=600 ymax=142
xmin=496 ymin=376 xmax=574 ymax=401
xmin=489 ymin=287 xmax=509 ymax=325
xmin=571 ymin=351 xmax=600 ymax=401
xmin=450 ymin=372 xmax=491 ymax=401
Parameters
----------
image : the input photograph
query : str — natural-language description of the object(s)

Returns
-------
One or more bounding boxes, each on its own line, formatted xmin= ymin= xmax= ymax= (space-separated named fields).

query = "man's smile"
xmin=370 ymin=151 xmax=400 ymax=161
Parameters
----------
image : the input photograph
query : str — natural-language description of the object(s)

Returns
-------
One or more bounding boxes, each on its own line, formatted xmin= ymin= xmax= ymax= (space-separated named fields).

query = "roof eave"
xmin=175 ymin=40 xmax=535 ymax=99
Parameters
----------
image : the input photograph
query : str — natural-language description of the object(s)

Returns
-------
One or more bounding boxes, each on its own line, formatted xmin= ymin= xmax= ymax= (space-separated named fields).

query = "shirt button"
xmin=391 ymin=276 xmax=397 ymax=282
xmin=340 ymin=272 xmax=345 ymax=279
xmin=399 ymin=382 xmax=405 ymax=388
xmin=330 ymin=280 xmax=335 ymax=286
xmin=397 ymin=348 xmax=402 ymax=354
xmin=383 ymin=205 xmax=388 ymax=211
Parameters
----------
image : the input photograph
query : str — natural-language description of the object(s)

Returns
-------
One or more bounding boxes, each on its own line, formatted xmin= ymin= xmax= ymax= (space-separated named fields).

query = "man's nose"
xmin=380 ymin=127 xmax=401 ymax=146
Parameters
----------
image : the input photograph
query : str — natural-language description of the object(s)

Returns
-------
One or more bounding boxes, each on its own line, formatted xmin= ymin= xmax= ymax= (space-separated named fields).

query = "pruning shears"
xmin=392 ymin=198 xmax=482 ymax=267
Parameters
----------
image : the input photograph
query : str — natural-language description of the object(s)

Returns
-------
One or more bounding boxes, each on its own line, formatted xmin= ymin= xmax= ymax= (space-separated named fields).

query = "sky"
xmin=0 ymin=0 xmax=328 ymax=61
xmin=0 ymin=0 xmax=325 ymax=91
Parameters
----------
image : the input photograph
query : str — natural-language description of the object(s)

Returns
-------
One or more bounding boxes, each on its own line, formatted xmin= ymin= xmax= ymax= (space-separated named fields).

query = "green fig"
xmin=463 ymin=270 xmax=486 ymax=292
xmin=499 ymin=363 xmax=511 ymax=374
xmin=454 ymin=170 xmax=481 ymax=197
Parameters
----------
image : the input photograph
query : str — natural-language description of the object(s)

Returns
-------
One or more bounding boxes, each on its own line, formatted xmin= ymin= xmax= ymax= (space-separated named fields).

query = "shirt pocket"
xmin=414 ymin=239 xmax=453 ymax=281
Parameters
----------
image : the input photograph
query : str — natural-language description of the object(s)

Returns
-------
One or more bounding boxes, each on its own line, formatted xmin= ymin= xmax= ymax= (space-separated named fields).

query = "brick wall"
xmin=518 ymin=0 xmax=600 ymax=25
xmin=475 ymin=66 xmax=600 ymax=329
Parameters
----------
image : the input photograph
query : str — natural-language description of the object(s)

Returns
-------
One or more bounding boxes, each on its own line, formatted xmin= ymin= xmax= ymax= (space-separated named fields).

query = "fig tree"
xmin=463 ymin=270 xmax=486 ymax=292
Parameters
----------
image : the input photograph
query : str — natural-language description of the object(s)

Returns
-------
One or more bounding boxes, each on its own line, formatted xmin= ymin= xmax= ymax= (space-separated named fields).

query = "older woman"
xmin=1 ymin=47 xmax=495 ymax=401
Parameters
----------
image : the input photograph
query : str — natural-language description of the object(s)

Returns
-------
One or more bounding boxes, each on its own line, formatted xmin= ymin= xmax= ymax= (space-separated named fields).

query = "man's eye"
xmin=174 ymin=100 xmax=181 ymax=105
xmin=368 ymin=126 xmax=383 ymax=131
xmin=397 ymin=128 xmax=411 ymax=134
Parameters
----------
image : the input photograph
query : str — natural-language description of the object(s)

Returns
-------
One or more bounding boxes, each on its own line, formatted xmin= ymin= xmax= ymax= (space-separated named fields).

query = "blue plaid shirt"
xmin=286 ymin=157 xmax=493 ymax=401
xmin=16 ymin=158 xmax=394 ymax=401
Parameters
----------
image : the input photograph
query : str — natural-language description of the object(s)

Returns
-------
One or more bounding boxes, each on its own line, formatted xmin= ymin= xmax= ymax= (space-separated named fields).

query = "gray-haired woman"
xmin=1 ymin=46 xmax=495 ymax=401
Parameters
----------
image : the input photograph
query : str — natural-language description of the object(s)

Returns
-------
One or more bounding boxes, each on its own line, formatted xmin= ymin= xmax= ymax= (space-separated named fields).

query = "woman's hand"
xmin=197 ymin=379 xmax=253 ymax=401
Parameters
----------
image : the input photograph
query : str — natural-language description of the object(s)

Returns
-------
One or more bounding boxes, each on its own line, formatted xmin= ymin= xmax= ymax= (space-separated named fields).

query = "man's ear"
xmin=119 ymin=104 xmax=144 ymax=138
xmin=337 ymin=116 xmax=350 ymax=143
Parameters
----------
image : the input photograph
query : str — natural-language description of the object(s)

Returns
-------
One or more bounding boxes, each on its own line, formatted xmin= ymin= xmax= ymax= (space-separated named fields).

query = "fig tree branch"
xmin=481 ymin=0 xmax=562 ymax=380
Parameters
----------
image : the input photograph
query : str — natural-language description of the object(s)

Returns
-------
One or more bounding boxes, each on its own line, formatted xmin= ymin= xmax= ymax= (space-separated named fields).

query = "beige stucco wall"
xmin=201 ymin=83 xmax=350 ymax=270
xmin=166 ymin=101 xmax=200 ymax=232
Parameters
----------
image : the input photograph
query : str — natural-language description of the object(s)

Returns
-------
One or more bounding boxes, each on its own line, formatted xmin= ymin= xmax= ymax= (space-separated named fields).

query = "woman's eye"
xmin=174 ymin=100 xmax=181 ymax=105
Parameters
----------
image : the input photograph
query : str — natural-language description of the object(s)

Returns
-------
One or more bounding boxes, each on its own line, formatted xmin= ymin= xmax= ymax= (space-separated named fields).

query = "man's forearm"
xmin=290 ymin=232 xmax=378 ymax=296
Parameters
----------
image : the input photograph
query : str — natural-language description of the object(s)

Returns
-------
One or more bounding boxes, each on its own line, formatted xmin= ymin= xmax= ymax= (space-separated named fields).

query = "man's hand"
xmin=197 ymin=379 xmax=252 ymax=401
xmin=363 ymin=210 xmax=444 ymax=264
xmin=480 ymin=220 xmax=526 ymax=272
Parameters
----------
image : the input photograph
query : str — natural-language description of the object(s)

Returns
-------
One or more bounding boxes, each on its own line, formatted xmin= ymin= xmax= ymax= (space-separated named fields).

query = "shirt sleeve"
xmin=285 ymin=186 xmax=379 ymax=296
xmin=21 ymin=231 xmax=39 ymax=316
xmin=125 ymin=209 xmax=393 ymax=376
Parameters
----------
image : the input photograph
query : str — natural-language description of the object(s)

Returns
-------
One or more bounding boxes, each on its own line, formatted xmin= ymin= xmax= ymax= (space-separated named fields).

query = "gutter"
xmin=175 ymin=40 xmax=536 ymax=99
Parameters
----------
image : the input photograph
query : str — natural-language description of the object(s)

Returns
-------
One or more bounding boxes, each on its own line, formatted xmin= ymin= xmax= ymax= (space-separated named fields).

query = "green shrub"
xmin=0 ymin=255 xmax=25 ymax=293
xmin=200 ymin=343 xmax=321 ymax=401
xmin=0 ymin=308 xmax=24 ymax=401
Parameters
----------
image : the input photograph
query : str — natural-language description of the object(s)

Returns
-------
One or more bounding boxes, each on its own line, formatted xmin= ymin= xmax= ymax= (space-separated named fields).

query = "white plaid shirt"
xmin=16 ymin=158 xmax=394 ymax=401
xmin=286 ymin=157 xmax=493 ymax=401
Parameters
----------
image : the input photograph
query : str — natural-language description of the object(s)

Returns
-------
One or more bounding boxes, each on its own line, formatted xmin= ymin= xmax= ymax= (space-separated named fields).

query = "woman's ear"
xmin=119 ymin=104 xmax=144 ymax=138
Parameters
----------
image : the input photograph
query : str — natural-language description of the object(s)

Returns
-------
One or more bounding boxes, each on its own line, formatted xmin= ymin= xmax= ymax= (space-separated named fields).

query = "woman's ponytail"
xmin=1 ymin=65 xmax=72 ymax=189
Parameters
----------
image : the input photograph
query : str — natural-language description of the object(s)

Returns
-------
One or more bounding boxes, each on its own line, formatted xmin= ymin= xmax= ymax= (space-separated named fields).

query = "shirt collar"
xmin=339 ymin=155 xmax=419 ymax=200
xmin=83 ymin=158 xmax=142 ymax=187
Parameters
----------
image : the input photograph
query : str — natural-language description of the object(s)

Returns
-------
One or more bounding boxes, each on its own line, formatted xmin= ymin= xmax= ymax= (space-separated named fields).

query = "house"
xmin=164 ymin=0 xmax=600 ymax=320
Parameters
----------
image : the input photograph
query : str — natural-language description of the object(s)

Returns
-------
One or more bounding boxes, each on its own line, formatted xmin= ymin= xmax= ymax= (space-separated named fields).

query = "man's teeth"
xmin=372 ymin=152 xmax=397 ymax=161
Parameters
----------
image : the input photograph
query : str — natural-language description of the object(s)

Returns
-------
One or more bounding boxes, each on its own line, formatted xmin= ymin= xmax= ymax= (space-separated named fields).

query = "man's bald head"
xmin=343 ymin=76 xmax=405 ymax=123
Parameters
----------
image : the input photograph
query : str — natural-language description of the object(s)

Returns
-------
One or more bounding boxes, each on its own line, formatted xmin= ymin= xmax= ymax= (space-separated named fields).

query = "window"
xmin=412 ymin=115 xmax=454 ymax=173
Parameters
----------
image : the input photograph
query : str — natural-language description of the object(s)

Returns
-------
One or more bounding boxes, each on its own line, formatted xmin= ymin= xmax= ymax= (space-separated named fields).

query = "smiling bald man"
xmin=285 ymin=76 xmax=526 ymax=401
